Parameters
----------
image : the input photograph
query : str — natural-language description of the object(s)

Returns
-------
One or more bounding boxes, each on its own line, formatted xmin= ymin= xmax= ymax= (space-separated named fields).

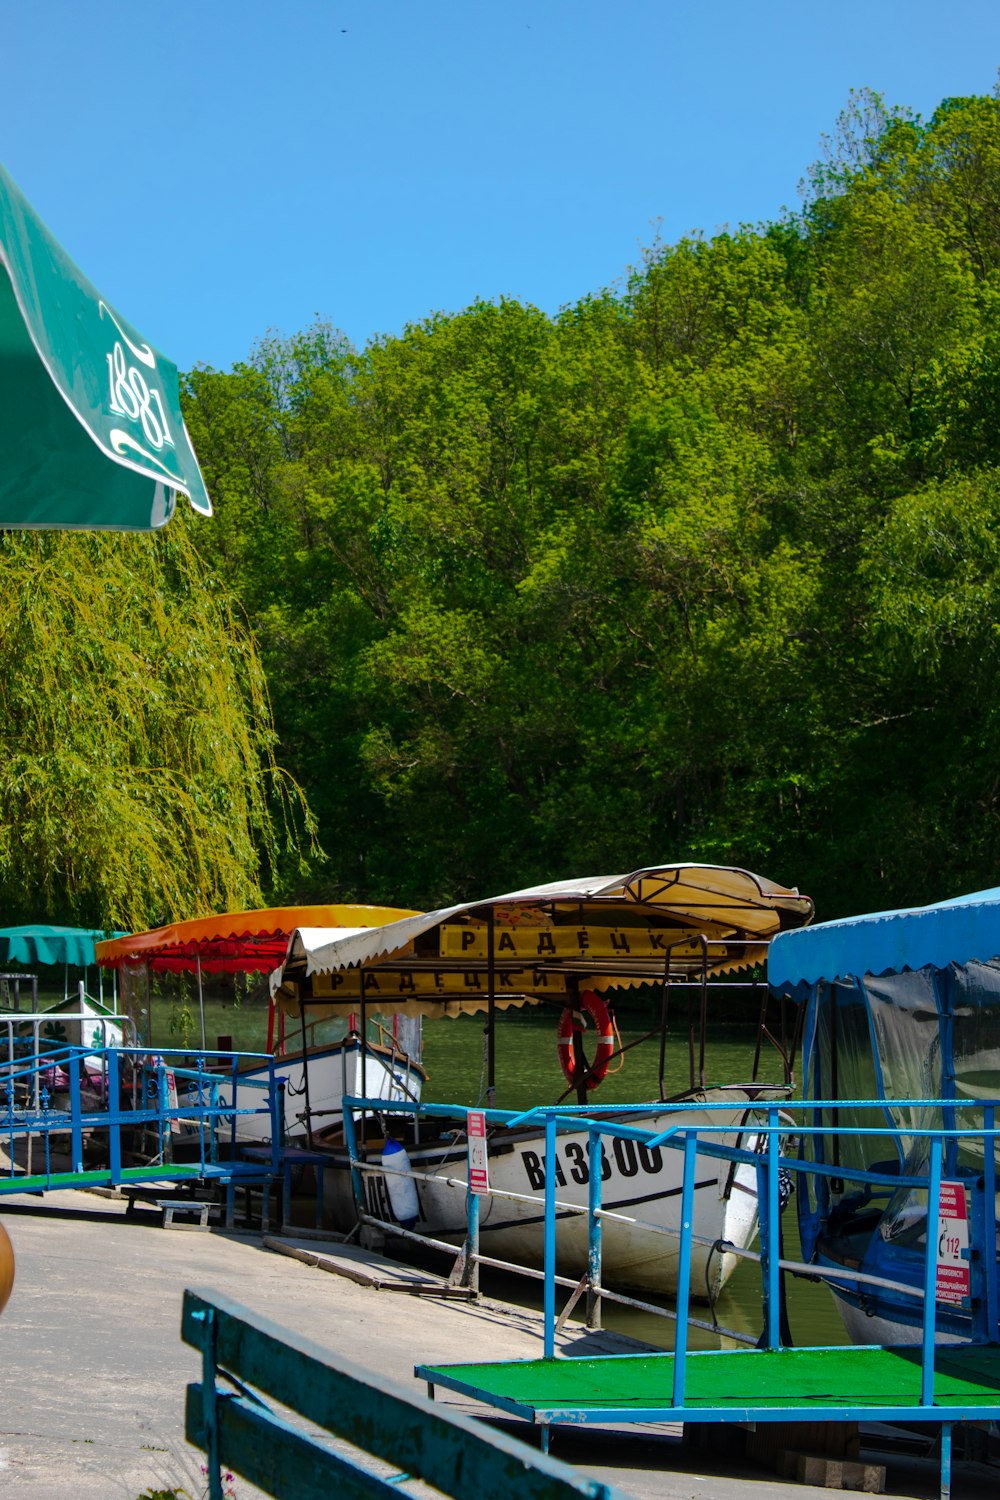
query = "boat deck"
xmin=418 ymin=1342 xmax=1000 ymax=1426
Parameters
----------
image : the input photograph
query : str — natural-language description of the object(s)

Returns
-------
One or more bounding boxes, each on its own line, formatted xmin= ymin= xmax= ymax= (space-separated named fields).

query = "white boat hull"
xmin=328 ymin=1090 xmax=776 ymax=1300
xmin=832 ymin=1295 xmax=963 ymax=1347
xmin=216 ymin=1040 xmax=424 ymax=1144
xmin=817 ymin=1247 xmax=968 ymax=1347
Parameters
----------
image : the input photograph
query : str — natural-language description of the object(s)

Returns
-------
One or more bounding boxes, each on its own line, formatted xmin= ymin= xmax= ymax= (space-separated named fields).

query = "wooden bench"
xmin=183 ymin=1287 xmax=624 ymax=1500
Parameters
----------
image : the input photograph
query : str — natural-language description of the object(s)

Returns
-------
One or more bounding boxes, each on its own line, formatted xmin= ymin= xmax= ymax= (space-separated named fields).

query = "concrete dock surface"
xmin=0 ymin=1190 xmax=997 ymax=1499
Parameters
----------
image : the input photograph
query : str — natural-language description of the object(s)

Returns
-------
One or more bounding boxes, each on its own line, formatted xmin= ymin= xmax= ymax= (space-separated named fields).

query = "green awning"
xmin=0 ymin=162 xmax=211 ymax=530
xmin=0 ymin=925 xmax=122 ymax=968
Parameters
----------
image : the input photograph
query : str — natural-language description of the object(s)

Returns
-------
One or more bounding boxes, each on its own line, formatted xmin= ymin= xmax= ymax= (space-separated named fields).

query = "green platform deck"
xmin=0 ymin=1160 xmax=276 ymax=1229
xmin=417 ymin=1344 xmax=1000 ymax=1429
xmin=0 ymin=1161 xmax=272 ymax=1193
xmin=0 ymin=1163 xmax=206 ymax=1193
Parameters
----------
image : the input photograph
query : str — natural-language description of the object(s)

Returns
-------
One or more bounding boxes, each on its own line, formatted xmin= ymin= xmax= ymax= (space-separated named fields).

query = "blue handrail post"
xmin=940 ymin=1420 xmax=953 ymax=1500
xmin=40 ymin=1080 xmax=52 ymax=1181
xmin=544 ymin=1110 xmax=556 ymax=1360
xmin=921 ymin=1134 xmax=943 ymax=1409
xmin=158 ymin=1058 xmax=170 ymax=1162
xmin=271 ymin=1070 xmax=284 ymax=1175
xmin=755 ymin=1151 xmax=772 ymax=1346
xmin=229 ymin=1054 xmax=239 ymax=1160
xmin=766 ymin=1105 xmax=781 ymax=1350
xmin=464 ymin=1185 xmax=481 ymax=1294
xmin=207 ymin=1078 xmax=220 ymax=1166
xmin=3 ymin=1077 xmax=13 ymax=1176
xmin=341 ymin=1099 xmax=367 ymax=1224
xmin=586 ymin=1125 xmax=603 ymax=1329
xmin=107 ymin=1048 xmax=121 ymax=1185
xmin=983 ymin=1104 xmax=998 ymax=1340
xmin=194 ymin=1054 xmax=206 ymax=1166
xmin=671 ymin=1130 xmax=698 ymax=1410
xmin=69 ymin=1052 xmax=83 ymax=1173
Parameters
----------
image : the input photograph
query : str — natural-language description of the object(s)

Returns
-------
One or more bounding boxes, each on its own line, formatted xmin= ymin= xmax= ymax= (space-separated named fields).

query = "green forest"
xmin=15 ymin=88 xmax=1000 ymax=931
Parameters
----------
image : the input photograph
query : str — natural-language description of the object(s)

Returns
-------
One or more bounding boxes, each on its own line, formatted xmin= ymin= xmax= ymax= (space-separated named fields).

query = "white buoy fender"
xmin=381 ymin=1138 xmax=419 ymax=1228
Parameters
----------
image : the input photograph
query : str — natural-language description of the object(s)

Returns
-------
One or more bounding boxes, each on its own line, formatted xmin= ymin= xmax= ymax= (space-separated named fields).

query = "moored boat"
xmin=273 ymin=863 xmax=814 ymax=1299
xmin=96 ymin=904 xmax=427 ymax=1144
xmin=328 ymin=1089 xmax=785 ymax=1299
xmin=223 ymin=1025 xmax=423 ymax=1145
xmin=768 ymin=885 xmax=1000 ymax=1344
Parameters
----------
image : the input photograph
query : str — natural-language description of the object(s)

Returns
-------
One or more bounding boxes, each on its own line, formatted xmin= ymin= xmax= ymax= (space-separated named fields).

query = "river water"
xmin=421 ymin=1008 xmax=847 ymax=1351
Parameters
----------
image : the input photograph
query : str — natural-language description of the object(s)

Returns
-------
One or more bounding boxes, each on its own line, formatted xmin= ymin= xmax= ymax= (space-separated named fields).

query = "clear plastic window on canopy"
xmin=797 ymin=951 xmax=1000 ymax=1261
xmin=864 ymin=967 xmax=943 ymax=1146
xmin=807 ymin=979 xmax=888 ymax=1175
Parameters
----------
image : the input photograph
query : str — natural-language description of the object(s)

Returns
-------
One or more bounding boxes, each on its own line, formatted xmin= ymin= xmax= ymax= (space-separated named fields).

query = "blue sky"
xmin=2 ymin=1 xmax=999 ymax=372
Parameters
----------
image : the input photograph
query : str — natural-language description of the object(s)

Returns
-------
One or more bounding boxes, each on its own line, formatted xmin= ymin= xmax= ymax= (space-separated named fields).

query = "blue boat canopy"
xmin=768 ymin=885 xmax=1000 ymax=998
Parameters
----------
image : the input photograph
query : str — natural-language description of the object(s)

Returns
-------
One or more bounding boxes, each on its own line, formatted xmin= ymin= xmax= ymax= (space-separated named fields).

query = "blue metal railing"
xmin=525 ymin=1102 xmax=999 ymax=1390
xmin=339 ymin=1093 xmax=1000 ymax=1360
xmin=341 ymin=1094 xmax=797 ymax=1331
xmin=0 ymin=1043 xmax=284 ymax=1192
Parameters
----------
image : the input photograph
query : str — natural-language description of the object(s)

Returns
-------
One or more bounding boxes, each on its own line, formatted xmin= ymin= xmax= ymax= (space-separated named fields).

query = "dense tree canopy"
xmin=176 ymin=88 xmax=1000 ymax=922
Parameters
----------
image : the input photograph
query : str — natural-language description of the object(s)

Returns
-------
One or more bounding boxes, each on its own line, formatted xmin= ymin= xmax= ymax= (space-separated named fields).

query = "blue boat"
xmin=768 ymin=886 xmax=1000 ymax=1344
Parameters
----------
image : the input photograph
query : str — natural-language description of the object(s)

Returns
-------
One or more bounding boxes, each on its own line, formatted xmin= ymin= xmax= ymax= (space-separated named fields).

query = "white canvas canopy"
xmin=272 ymin=863 xmax=814 ymax=1020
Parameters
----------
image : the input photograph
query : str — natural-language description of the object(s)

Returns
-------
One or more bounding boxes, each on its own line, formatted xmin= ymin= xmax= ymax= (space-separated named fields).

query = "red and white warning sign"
xmin=935 ymin=1181 xmax=970 ymax=1306
xmin=468 ymin=1109 xmax=490 ymax=1195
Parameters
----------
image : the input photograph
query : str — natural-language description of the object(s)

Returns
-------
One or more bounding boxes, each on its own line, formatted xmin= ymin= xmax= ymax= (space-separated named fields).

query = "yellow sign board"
xmin=310 ymin=966 xmax=574 ymax=1000
xmin=438 ymin=924 xmax=724 ymax=963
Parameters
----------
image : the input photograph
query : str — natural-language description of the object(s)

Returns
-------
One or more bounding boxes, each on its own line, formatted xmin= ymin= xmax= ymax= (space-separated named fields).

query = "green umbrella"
xmin=0 ymin=162 xmax=211 ymax=530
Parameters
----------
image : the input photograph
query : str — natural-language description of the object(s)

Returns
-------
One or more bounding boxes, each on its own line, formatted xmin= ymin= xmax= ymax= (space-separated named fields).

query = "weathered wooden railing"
xmin=183 ymin=1286 xmax=624 ymax=1500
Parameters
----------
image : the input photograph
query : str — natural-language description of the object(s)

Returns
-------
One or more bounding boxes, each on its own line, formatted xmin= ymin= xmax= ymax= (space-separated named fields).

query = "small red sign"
xmin=467 ymin=1109 xmax=489 ymax=1195
xmin=935 ymin=1181 xmax=970 ymax=1306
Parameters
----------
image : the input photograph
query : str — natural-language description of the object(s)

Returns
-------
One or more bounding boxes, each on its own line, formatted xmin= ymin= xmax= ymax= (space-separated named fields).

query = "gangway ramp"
xmin=415 ymin=1106 xmax=1000 ymax=1500
xmin=0 ymin=1042 xmax=283 ymax=1223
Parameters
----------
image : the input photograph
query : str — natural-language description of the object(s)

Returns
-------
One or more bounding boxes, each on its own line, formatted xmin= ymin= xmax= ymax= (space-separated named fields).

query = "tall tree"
xmin=0 ymin=521 xmax=310 ymax=929
xmin=180 ymin=89 xmax=1000 ymax=922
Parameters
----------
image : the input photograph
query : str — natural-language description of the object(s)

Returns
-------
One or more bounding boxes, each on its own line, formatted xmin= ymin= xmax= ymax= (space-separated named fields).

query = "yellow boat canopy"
xmin=272 ymin=864 xmax=814 ymax=1020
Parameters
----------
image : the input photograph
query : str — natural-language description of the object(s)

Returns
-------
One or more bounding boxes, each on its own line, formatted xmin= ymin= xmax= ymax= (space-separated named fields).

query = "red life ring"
xmin=556 ymin=990 xmax=615 ymax=1090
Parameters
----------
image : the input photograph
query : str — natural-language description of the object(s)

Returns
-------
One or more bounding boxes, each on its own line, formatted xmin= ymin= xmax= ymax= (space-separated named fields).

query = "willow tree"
xmin=0 ymin=518 xmax=310 ymax=930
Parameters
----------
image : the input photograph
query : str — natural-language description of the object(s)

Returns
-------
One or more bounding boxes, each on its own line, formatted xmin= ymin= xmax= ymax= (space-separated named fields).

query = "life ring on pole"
xmin=556 ymin=990 xmax=615 ymax=1090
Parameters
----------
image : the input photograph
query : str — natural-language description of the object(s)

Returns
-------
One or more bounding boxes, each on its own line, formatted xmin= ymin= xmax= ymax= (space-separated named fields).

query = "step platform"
xmin=417 ymin=1341 xmax=1000 ymax=1494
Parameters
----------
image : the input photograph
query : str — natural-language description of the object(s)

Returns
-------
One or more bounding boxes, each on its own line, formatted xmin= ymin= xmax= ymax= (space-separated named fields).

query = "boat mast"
xmin=486 ymin=906 xmax=496 ymax=1108
xmin=657 ymin=952 xmax=671 ymax=1101
xmin=299 ymin=996 xmax=313 ymax=1149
